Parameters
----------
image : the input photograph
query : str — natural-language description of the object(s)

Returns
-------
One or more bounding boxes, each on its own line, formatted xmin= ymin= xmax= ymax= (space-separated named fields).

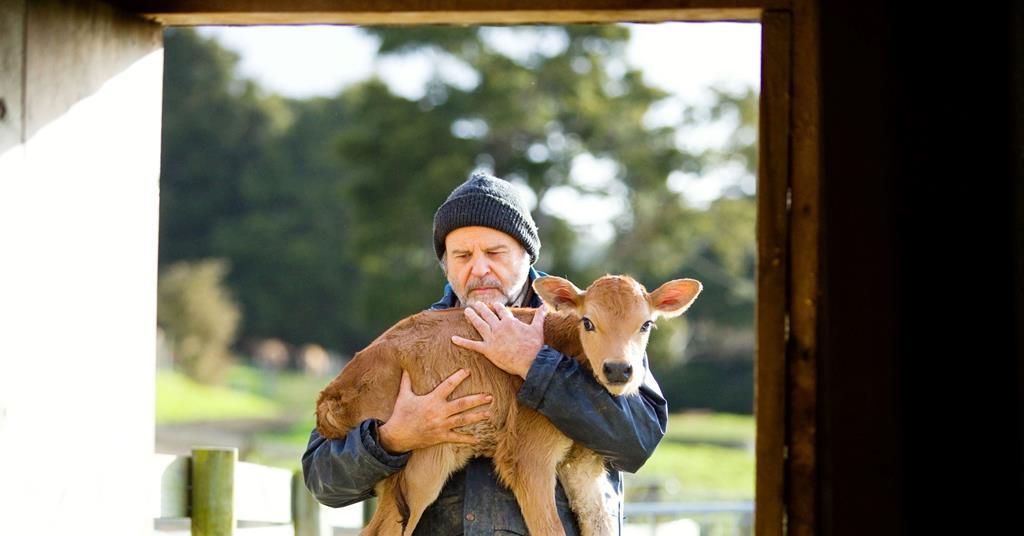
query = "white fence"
xmin=153 ymin=450 xmax=751 ymax=536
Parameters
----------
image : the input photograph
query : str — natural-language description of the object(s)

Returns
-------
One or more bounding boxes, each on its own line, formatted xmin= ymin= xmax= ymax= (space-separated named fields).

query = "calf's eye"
xmin=640 ymin=320 xmax=654 ymax=333
xmin=582 ymin=317 xmax=595 ymax=332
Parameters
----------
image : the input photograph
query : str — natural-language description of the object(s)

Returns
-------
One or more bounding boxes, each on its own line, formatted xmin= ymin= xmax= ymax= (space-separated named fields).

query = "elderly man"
xmin=302 ymin=172 xmax=668 ymax=534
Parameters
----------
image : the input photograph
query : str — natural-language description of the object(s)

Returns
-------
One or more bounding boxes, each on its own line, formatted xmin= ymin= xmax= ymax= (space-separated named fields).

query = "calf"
xmin=315 ymin=274 xmax=702 ymax=536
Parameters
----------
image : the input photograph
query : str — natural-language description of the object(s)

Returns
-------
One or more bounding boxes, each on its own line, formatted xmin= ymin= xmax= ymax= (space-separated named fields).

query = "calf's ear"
xmin=533 ymin=276 xmax=585 ymax=312
xmin=649 ymin=278 xmax=703 ymax=319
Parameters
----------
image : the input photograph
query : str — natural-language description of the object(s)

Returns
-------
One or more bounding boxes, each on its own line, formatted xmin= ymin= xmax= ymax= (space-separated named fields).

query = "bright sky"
xmin=198 ymin=23 xmax=760 ymax=102
xmin=197 ymin=23 xmax=761 ymax=236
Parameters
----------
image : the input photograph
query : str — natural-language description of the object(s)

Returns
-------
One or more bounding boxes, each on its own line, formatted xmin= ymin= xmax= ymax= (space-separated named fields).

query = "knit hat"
xmin=433 ymin=172 xmax=540 ymax=265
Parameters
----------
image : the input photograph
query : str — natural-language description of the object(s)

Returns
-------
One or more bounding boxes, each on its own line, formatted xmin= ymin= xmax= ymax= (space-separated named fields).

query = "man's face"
xmin=444 ymin=226 xmax=531 ymax=306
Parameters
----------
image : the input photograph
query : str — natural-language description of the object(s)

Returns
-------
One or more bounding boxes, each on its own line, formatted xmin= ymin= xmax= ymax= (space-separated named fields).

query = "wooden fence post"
xmin=292 ymin=471 xmax=321 ymax=536
xmin=191 ymin=447 xmax=237 ymax=536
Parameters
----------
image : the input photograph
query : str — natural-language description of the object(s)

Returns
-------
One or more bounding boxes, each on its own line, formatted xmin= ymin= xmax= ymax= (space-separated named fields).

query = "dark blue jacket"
xmin=302 ymin=268 xmax=669 ymax=535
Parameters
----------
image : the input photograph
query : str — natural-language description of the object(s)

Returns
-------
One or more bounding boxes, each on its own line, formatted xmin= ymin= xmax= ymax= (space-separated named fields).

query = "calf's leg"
xmin=557 ymin=445 xmax=614 ymax=536
xmin=511 ymin=465 xmax=567 ymax=536
xmin=397 ymin=444 xmax=473 ymax=536
xmin=495 ymin=410 xmax=573 ymax=536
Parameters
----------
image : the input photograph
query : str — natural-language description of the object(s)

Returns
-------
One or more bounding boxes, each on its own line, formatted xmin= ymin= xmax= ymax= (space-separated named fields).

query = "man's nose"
xmin=469 ymin=255 xmax=491 ymax=276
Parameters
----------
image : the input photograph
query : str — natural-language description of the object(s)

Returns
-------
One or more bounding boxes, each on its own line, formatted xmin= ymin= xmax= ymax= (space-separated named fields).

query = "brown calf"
xmin=315 ymin=274 xmax=702 ymax=536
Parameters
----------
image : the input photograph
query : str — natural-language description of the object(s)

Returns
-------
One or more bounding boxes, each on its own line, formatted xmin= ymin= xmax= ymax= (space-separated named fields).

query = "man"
xmin=303 ymin=172 xmax=668 ymax=534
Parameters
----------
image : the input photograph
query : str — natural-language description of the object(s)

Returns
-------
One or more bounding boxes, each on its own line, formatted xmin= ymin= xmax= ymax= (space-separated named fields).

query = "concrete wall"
xmin=0 ymin=1 xmax=162 ymax=533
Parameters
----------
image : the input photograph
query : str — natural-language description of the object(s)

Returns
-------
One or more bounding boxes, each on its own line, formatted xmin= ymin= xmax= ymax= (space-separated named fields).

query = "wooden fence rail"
xmin=155 ymin=447 xmax=322 ymax=535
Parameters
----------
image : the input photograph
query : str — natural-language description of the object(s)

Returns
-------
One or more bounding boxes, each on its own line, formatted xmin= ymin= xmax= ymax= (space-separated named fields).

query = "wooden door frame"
xmin=124 ymin=2 xmax=822 ymax=534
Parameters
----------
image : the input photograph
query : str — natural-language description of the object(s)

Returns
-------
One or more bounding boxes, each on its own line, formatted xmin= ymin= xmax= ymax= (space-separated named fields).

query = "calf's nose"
xmin=603 ymin=362 xmax=633 ymax=384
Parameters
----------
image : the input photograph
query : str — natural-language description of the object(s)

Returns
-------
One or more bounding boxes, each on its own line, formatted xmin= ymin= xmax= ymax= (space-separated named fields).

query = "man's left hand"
xmin=452 ymin=302 xmax=546 ymax=379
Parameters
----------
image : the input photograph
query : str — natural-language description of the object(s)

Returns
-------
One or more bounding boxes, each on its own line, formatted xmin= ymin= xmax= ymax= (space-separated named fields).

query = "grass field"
xmin=155 ymin=369 xmax=283 ymax=423
xmin=624 ymin=413 xmax=754 ymax=502
xmin=663 ymin=412 xmax=754 ymax=448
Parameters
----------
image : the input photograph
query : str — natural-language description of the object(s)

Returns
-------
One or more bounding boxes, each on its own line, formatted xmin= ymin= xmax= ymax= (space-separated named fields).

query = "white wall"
xmin=0 ymin=1 xmax=162 ymax=534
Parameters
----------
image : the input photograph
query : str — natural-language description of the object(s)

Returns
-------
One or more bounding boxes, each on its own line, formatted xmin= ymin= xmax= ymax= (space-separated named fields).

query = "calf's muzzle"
xmin=602 ymin=362 xmax=633 ymax=384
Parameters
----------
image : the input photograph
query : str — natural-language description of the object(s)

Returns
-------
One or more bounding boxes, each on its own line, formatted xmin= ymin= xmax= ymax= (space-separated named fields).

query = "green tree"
xmin=161 ymin=29 xmax=360 ymax=350
xmin=157 ymin=259 xmax=241 ymax=383
xmin=160 ymin=29 xmax=279 ymax=264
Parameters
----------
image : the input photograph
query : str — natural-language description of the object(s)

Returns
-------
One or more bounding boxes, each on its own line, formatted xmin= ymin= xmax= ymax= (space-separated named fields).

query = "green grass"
xmin=156 ymin=369 xmax=284 ymax=424
xmin=626 ymin=412 xmax=755 ymax=501
xmin=630 ymin=441 xmax=754 ymax=501
xmin=664 ymin=412 xmax=754 ymax=448
xmin=224 ymin=364 xmax=328 ymax=419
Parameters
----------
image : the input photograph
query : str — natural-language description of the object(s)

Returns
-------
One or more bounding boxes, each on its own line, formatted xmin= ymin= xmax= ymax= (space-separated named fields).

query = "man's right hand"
xmin=377 ymin=368 xmax=492 ymax=454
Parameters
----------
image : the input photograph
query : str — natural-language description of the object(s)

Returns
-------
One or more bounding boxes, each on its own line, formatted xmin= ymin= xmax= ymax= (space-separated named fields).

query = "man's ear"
xmin=533 ymin=276 xmax=585 ymax=312
xmin=648 ymin=279 xmax=703 ymax=319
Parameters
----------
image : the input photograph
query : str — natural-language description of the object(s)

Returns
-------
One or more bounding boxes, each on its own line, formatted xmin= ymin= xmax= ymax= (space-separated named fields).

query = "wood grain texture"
xmin=755 ymin=9 xmax=791 ymax=536
xmin=786 ymin=0 xmax=821 ymax=534
xmin=113 ymin=0 xmax=784 ymax=25
xmin=191 ymin=448 xmax=237 ymax=535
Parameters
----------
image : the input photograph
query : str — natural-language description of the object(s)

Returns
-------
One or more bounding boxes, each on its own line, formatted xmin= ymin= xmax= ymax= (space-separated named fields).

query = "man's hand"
xmin=452 ymin=303 xmax=546 ymax=379
xmin=378 ymin=369 xmax=492 ymax=454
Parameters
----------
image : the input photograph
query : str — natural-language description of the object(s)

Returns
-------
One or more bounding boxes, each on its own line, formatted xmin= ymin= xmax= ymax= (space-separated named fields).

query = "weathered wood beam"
xmin=786 ymin=0 xmax=821 ymax=534
xmin=755 ymin=9 xmax=790 ymax=536
xmin=114 ymin=0 xmax=785 ymax=25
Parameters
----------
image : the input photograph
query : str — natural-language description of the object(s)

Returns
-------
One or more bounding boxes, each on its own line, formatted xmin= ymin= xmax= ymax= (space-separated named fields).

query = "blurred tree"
xmin=157 ymin=259 xmax=241 ymax=384
xmin=208 ymin=95 xmax=362 ymax=350
xmin=160 ymin=29 xmax=277 ymax=263
xmin=159 ymin=26 xmax=759 ymax=411
xmin=161 ymin=29 xmax=360 ymax=350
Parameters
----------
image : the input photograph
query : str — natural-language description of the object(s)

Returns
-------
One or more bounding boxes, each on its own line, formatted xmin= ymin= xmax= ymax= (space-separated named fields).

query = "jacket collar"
xmin=430 ymin=266 xmax=547 ymax=310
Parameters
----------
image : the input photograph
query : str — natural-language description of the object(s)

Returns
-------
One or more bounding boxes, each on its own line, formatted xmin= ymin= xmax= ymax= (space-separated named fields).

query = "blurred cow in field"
xmin=254 ymin=338 xmax=290 ymax=372
xmin=299 ymin=343 xmax=331 ymax=377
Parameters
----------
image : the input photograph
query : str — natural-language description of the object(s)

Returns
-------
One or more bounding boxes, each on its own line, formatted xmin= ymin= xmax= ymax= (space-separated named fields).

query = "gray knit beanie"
xmin=433 ymin=172 xmax=540 ymax=265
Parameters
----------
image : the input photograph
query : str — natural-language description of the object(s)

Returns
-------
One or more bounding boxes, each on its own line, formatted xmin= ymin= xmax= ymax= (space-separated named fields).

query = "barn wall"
xmin=816 ymin=2 xmax=1024 ymax=534
xmin=0 ymin=1 xmax=162 ymax=533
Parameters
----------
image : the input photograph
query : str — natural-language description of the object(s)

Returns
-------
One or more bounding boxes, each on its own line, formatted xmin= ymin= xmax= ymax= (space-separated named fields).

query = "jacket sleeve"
xmin=301 ymin=418 xmax=411 ymax=508
xmin=517 ymin=345 xmax=668 ymax=473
